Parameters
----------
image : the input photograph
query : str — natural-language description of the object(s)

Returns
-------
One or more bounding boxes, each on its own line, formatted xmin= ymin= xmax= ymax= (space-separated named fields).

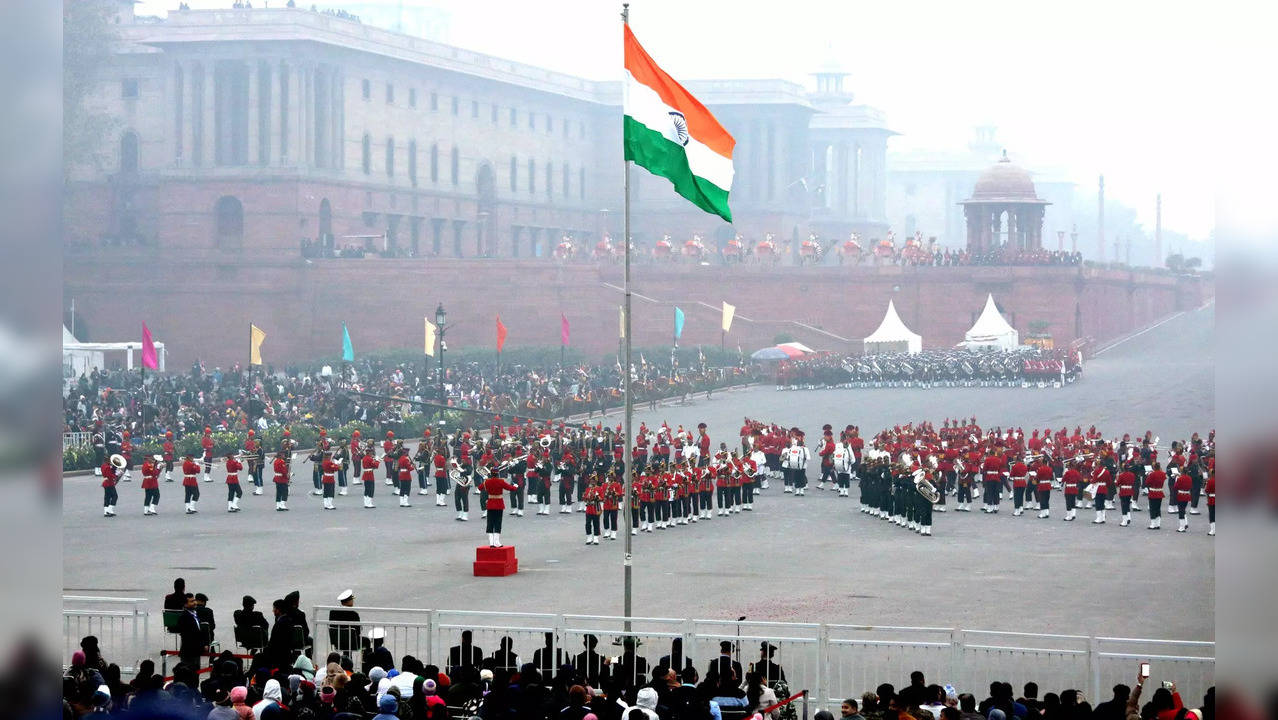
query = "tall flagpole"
xmin=620 ymin=1 xmax=635 ymax=630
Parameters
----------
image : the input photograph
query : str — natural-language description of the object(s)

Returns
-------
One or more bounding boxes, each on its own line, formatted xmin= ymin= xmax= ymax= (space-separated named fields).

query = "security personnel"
xmin=225 ymin=451 xmax=243 ymax=513
xmin=181 ymin=454 xmax=201 ymax=514
xmin=272 ymin=450 xmax=290 ymax=511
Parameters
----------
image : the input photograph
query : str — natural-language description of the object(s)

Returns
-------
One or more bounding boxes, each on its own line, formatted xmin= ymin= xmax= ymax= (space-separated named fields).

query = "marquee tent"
xmin=863 ymin=300 xmax=922 ymax=355
xmin=961 ymin=294 xmax=1019 ymax=350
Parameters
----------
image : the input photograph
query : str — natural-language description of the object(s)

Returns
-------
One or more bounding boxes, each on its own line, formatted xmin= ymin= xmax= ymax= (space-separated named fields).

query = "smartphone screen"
xmin=1140 ymin=663 xmax=1151 ymax=678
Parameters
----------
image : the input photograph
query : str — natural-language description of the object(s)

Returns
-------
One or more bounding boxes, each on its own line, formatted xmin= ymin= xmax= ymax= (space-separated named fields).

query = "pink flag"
xmin=496 ymin=315 xmax=508 ymax=353
xmin=141 ymin=323 xmax=158 ymax=370
xmin=560 ymin=313 xmax=570 ymax=347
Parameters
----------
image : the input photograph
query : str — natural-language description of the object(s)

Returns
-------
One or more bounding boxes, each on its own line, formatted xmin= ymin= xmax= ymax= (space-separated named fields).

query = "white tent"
xmin=62 ymin=326 xmax=167 ymax=375
xmin=863 ymin=300 xmax=922 ymax=355
xmin=961 ymin=294 xmax=1019 ymax=350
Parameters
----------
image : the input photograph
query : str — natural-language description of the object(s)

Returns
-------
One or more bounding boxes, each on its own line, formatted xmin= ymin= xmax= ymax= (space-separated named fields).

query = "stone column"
xmin=267 ymin=61 xmax=280 ymax=165
xmin=182 ymin=60 xmax=198 ymax=165
xmin=247 ymin=60 xmax=259 ymax=166
xmin=289 ymin=63 xmax=304 ymax=167
xmin=331 ymin=68 xmax=343 ymax=170
xmin=203 ymin=61 xmax=217 ymax=166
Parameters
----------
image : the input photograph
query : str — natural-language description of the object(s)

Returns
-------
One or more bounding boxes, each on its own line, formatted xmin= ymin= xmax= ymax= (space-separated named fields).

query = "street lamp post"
xmin=435 ymin=303 xmax=447 ymax=423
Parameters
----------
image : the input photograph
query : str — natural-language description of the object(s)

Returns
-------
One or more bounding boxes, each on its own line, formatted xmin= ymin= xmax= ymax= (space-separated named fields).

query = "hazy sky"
xmin=138 ymin=0 xmax=1272 ymax=240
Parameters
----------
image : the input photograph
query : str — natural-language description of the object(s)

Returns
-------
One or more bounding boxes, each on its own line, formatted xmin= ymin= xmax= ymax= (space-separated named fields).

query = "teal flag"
xmin=673 ymin=306 xmax=685 ymax=340
xmin=342 ymin=322 xmax=354 ymax=361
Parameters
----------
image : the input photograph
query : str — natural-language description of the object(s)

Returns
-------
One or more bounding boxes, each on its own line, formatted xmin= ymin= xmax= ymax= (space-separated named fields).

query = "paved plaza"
xmin=63 ymin=304 xmax=1214 ymax=649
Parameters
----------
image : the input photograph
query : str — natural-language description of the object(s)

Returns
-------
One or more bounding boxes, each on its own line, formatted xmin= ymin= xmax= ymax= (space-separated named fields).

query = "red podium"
xmin=473 ymin=545 xmax=518 ymax=576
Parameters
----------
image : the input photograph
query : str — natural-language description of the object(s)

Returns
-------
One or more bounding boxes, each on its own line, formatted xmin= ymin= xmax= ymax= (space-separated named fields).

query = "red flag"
xmin=496 ymin=315 xmax=508 ymax=353
xmin=141 ymin=323 xmax=158 ymax=370
xmin=560 ymin=313 xmax=570 ymax=347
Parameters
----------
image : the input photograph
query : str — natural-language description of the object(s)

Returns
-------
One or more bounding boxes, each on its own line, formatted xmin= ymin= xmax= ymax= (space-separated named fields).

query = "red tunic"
xmin=182 ymin=459 xmax=201 ymax=486
xmin=982 ymin=455 xmax=1005 ymax=482
xmin=361 ymin=455 xmax=379 ymax=483
xmin=141 ymin=462 xmax=160 ymax=489
xmin=1173 ymin=474 xmax=1192 ymax=503
xmin=584 ymin=485 xmax=603 ymax=515
xmin=1009 ymin=462 xmax=1028 ymax=488
xmin=482 ymin=476 xmax=518 ymax=510
xmin=1116 ymin=470 xmax=1136 ymax=497
xmin=397 ymin=455 xmax=413 ymax=481
xmin=225 ymin=458 xmax=242 ymax=484
xmin=201 ymin=435 xmax=214 ymax=459
xmin=1062 ymin=468 xmax=1081 ymax=495
xmin=101 ymin=463 xmax=118 ymax=488
xmin=434 ymin=453 xmax=447 ymax=478
xmin=1205 ymin=476 xmax=1215 ymax=506
xmin=1145 ymin=470 xmax=1167 ymax=500
xmin=1034 ymin=463 xmax=1053 ymax=491
xmin=273 ymin=457 xmax=289 ymax=484
xmin=323 ymin=458 xmax=340 ymax=484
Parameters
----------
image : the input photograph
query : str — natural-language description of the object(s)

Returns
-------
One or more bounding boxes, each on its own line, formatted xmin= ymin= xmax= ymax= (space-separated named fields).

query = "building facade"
xmin=65 ymin=4 xmax=893 ymax=262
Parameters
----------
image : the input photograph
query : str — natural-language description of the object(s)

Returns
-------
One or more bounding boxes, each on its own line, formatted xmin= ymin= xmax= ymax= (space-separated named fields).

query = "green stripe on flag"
xmin=624 ymin=116 xmax=731 ymax=222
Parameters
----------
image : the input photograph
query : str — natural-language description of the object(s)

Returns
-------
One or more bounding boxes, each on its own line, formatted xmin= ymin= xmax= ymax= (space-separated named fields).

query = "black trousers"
xmin=1094 ymin=493 xmax=1108 ymax=511
xmin=324 ymin=483 xmax=335 ymax=499
xmin=794 ymin=470 xmax=808 ymax=489
xmin=559 ymin=477 xmax=575 ymax=506
xmin=983 ymin=481 xmax=1001 ymax=506
xmin=717 ymin=487 xmax=729 ymax=509
xmin=509 ymin=484 xmax=525 ymax=510
xmin=631 ymin=507 xmax=640 ymax=527
xmin=1208 ymin=505 xmax=1215 ymax=522
xmin=681 ymin=495 xmax=693 ymax=516
xmin=782 ymin=468 xmax=794 ymax=487
xmin=399 ymin=479 xmax=412 ymax=497
xmin=144 ymin=488 xmax=159 ymax=507
xmin=1149 ymin=498 xmax=1163 ymax=519
xmin=957 ymin=481 xmax=972 ymax=504
xmin=337 ymin=469 xmax=347 ymax=488
xmin=417 ymin=469 xmax=429 ymax=490
xmin=919 ymin=496 xmax=933 ymax=526
xmin=485 ymin=509 xmax=503 ymax=532
xmin=435 ymin=475 xmax=449 ymax=495
xmin=743 ymin=482 xmax=754 ymax=504
xmin=534 ymin=481 xmax=551 ymax=505
xmin=604 ymin=509 xmax=618 ymax=530
xmin=455 ymin=487 xmax=470 ymax=511
xmin=1177 ymin=501 xmax=1188 ymax=519
xmin=384 ymin=460 xmax=394 ymax=480
xmin=837 ymin=472 xmax=850 ymax=489
xmin=312 ymin=466 xmax=321 ymax=490
xmin=275 ymin=484 xmax=288 ymax=502
xmin=364 ymin=480 xmax=375 ymax=498
xmin=1013 ymin=486 xmax=1026 ymax=509
xmin=103 ymin=486 xmax=118 ymax=507
xmin=228 ymin=484 xmax=243 ymax=501
xmin=184 ymin=486 xmax=200 ymax=503
xmin=1120 ymin=495 xmax=1132 ymax=514
xmin=586 ymin=514 xmax=601 ymax=535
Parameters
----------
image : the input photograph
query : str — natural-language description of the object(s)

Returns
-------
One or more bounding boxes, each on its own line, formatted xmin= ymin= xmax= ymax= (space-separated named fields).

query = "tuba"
xmin=109 ymin=453 xmax=127 ymax=469
xmin=913 ymin=468 xmax=941 ymax=503
xmin=540 ymin=436 xmax=553 ymax=448
xmin=448 ymin=459 xmax=463 ymax=483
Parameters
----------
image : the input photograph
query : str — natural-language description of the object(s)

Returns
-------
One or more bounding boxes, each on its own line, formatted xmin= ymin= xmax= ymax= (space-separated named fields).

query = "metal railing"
xmin=64 ymin=432 xmax=92 ymax=450
xmin=62 ymin=596 xmax=150 ymax=673
xmin=309 ymin=607 xmax=1214 ymax=710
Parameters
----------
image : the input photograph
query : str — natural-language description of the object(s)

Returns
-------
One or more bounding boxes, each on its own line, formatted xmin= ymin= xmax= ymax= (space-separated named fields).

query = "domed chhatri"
xmin=959 ymin=151 xmax=1051 ymax=256
xmin=969 ymin=150 xmax=1040 ymax=202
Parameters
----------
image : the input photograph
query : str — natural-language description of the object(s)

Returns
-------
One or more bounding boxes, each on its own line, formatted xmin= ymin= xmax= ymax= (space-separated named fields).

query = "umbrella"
xmin=750 ymin=347 xmax=791 ymax=361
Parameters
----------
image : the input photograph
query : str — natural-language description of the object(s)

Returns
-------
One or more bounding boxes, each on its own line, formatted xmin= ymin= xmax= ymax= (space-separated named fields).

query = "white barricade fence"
xmin=62 ymin=596 xmax=150 ymax=673
xmin=64 ymin=432 xmax=92 ymax=451
xmin=1094 ymin=637 xmax=1215 ymax=706
xmin=303 ymin=606 xmax=1218 ymax=711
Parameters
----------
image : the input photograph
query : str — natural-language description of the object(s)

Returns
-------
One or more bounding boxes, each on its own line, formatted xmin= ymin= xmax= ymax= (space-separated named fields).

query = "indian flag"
xmin=624 ymin=24 xmax=734 ymax=222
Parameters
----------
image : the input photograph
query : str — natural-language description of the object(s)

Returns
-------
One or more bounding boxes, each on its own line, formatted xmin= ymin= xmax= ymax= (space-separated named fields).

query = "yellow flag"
xmin=722 ymin=302 xmax=736 ymax=333
xmin=619 ymin=305 xmax=626 ymax=339
xmin=249 ymin=324 xmax=266 ymax=366
xmin=424 ymin=319 xmax=437 ymax=357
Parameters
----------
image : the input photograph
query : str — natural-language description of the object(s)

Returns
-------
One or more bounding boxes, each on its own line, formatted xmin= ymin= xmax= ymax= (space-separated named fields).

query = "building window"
xmin=430 ymin=143 xmax=438 ymax=182
xmin=528 ymin=158 xmax=535 ymax=194
xmin=509 ymin=156 xmax=517 ymax=193
xmin=385 ymin=137 xmax=395 ymax=177
xmin=563 ymin=163 xmax=570 ymax=198
xmin=491 ymin=104 xmax=498 ymax=124
xmin=409 ymin=88 xmax=416 ymax=108
xmin=471 ymin=100 xmax=479 ymax=118
xmin=509 ymin=107 xmax=516 ymax=127
xmin=122 ymin=78 xmax=138 ymax=99
xmin=545 ymin=160 xmax=553 ymax=198
xmin=361 ymin=134 xmax=371 ymax=174
xmin=579 ymin=167 xmax=586 ymax=201
xmin=361 ymin=78 xmax=370 ymax=100
xmin=451 ymin=96 xmax=459 ymax=115
xmin=214 ymin=196 xmax=244 ymax=249
xmin=408 ymin=140 xmax=417 ymax=187
xmin=386 ymin=83 xmax=394 ymax=104
xmin=450 ymin=145 xmax=459 ymax=185
xmin=430 ymin=91 xmax=438 ymax=111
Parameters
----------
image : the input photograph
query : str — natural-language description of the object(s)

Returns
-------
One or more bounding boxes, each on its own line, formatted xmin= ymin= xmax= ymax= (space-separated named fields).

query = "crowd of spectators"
xmin=64 ymin=602 xmax=1214 ymax=720
xmin=63 ymin=356 xmax=751 ymax=443
xmin=775 ymin=349 xmax=1081 ymax=389
xmin=898 ymin=249 xmax=1084 ymax=268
